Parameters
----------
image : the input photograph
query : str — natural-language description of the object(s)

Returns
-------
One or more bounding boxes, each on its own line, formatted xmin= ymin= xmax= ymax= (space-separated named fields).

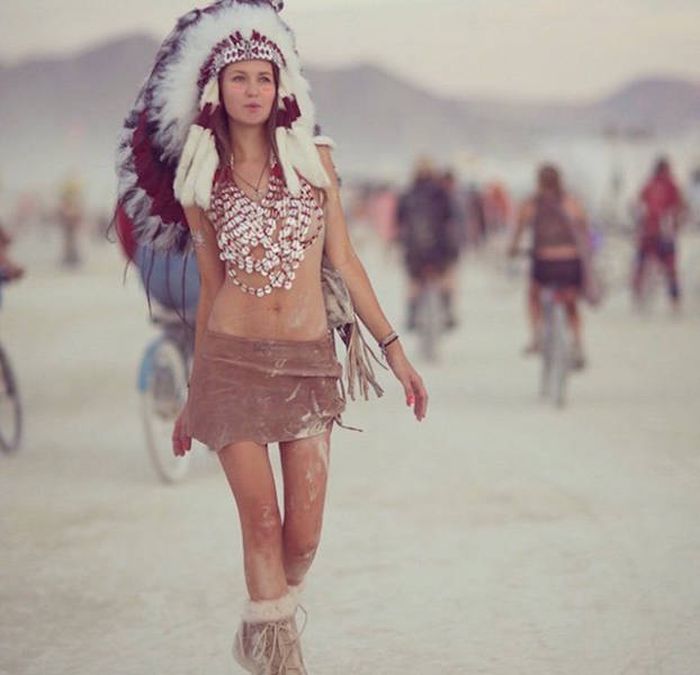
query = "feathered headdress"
xmin=115 ymin=0 xmax=332 ymax=253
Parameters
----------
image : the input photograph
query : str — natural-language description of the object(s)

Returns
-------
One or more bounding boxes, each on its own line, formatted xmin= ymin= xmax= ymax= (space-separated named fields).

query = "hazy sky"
xmin=1 ymin=0 xmax=699 ymax=101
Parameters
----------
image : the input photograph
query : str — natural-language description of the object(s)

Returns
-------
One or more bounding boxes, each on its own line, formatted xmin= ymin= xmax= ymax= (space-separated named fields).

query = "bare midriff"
xmin=206 ymin=228 xmax=329 ymax=341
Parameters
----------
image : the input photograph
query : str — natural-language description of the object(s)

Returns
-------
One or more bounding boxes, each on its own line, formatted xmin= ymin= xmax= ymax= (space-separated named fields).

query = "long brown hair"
xmin=537 ymin=163 xmax=563 ymax=200
xmin=211 ymin=62 xmax=280 ymax=183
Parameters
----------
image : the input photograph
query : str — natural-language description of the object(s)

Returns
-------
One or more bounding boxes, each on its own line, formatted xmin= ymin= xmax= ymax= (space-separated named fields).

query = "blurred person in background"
xmin=483 ymin=180 xmax=512 ymax=239
xmin=688 ymin=166 xmax=700 ymax=229
xmin=440 ymin=169 xmax=467 ymax=318
xmin=57 ymin=174 xmax=84 ymax=269
xmin=508 ymin=164 xmax=588 ymax=368
xmin=0 ymin=222 xmax=25 ymax=282
xmin=113 ymin=206 xmax=200 ymax=321
xmin=396 ymin=158 xmax=459 ymax=330
xmin=0 ymin=221 xmax=25 ymax=309
xmin=464 ymin=180 xmax=487 ymax=250
xmin=440 ymin=169 xmax=467 ymax=248
xmin=633 ymin=157 xmax=687 ymax=311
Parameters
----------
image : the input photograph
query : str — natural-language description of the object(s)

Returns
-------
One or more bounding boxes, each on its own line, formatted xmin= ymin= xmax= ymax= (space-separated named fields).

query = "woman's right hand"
xmin=172 ymin=404 xmax=192 ymax=456
xmin=384 ymin=341 xmax=428 ymax=421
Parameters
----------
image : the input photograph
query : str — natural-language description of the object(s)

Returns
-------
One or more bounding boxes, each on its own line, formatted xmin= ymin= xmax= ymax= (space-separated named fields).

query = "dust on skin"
xmin=256 ymin=503 xmax=280 ymax=533
xmin=286 ymin=432 xmax=330 ymax=514
xmin=244 ymin=502 xmax=283 ymax=595
xmin=314 ymin=434 xmax=330 ymax=474
xmin=303 ymin=439 xmax=327 ymax=505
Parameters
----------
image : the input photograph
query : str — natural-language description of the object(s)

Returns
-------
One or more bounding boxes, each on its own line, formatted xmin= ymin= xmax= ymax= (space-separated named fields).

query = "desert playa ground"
xmin=2 ymin=231 xmax=699 ymax=674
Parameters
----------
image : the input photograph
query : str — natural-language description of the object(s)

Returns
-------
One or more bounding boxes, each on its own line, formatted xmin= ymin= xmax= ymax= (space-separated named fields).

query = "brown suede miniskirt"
xmin=187 ymin=328 xmax=346 ymax=450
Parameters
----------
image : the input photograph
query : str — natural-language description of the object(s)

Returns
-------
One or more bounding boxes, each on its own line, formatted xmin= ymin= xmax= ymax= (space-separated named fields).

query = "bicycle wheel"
xmin=139 ymin=336 xmax=191 ymax=483
xmin=539 ymin=295 xmax=569 ymax=407
xmin=416 ymin=282 xmax=442 ymax=362
xmin=0 ymin=343 xmax=22 ymax=453
xmin=549 ymin=303 xmax=570 ymax=407
xmin=539 ymin=299 xmax=554 ymax=400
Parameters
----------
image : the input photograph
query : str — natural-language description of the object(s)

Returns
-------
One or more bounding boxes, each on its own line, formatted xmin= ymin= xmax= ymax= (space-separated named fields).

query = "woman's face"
xmin=220 ymin=60 xmax=276 ymax=127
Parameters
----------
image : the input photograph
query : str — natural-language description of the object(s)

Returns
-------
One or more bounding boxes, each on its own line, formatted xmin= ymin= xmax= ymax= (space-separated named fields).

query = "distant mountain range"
xmin=1 ymin=34 xmax=699 ymax=199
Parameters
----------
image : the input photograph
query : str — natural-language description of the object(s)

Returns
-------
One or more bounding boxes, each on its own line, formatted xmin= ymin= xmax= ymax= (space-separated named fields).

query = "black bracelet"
xmin=378 ymin=330 xmax=397 ymax=349
xmin=384 ymin=334 xmax=399 ymax=348
xmin=379 ymin=333 xmax=400 ymax=356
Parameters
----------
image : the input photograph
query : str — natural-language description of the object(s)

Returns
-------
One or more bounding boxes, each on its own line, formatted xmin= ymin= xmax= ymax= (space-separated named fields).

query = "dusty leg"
xmin=661 ymin=248 xmax=681 ymax=309
xmin=217 ymin=440 xmax=288 ymax=601
xmin=406 ymin=276 xmax=421 ymax=330
xmin=279 ymin=429 xmax=332 ymax=587
xmin=632 ymin=244 xmax=648 ymax=302
xmin=439 ymin=266 xmax=458 ymax=328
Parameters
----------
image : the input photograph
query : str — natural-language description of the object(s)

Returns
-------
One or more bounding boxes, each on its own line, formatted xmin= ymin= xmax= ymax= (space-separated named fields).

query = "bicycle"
xmin=0 ymin=272 xmax=23 ymax=454
xmin=632 ymin=239 xmax=676 ymax=314
xmin=138 ymin=302 xmax=195 ymax=483
xmin=510 ymin=249 xmax=577 ymax=408
xmin=0 ymin=339 xmax=22 ymax=454
xmin=539 ymin=285 xmax=573 ymax=408
xmin=412 ymin=265 xmax=450 ymax=363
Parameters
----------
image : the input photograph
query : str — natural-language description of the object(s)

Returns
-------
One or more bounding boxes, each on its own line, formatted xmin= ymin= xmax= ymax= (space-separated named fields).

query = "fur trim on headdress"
xmin=116 ymin=0 xmax=330 ymax=253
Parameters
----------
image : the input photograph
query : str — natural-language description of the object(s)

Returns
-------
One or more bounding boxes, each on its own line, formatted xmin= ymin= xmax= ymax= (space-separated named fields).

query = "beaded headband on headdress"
xmin=199 ymin=30 xmax=286 ymax=90
xmin=115 ymin=0 xmax=332 ymax=254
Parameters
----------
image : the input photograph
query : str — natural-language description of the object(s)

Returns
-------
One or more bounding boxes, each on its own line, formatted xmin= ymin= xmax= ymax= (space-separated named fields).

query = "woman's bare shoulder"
xmin=316 ymin=145 xmax=340 ymax=190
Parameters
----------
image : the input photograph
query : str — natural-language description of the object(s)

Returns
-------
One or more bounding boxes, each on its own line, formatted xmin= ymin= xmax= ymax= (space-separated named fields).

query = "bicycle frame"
xmin=138 ymin=318 xmax=193 ymax=393
xmin=539 ymin=285 xmax=572 ymax=407
xmin=138 ymin=306 xmax=196 ymax=483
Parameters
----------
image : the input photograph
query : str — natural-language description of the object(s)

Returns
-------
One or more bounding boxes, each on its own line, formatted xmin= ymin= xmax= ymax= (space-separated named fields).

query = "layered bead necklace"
xmin=207 ymin=155 xmax=324 ymax=297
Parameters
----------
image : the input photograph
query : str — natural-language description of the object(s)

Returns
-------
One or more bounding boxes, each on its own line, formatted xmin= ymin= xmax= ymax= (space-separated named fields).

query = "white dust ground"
xmin=1 ymin=229 xmax=699 ymax=674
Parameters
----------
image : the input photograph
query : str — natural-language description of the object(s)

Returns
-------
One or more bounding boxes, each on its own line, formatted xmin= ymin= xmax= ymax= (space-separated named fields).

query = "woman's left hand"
xmin=384 ymin=341 xmax=428 ymax=421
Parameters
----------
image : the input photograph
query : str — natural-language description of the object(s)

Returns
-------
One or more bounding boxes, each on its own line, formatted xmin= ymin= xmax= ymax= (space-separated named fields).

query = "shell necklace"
xmin=209 ymin=158 xmax=324 ymax=297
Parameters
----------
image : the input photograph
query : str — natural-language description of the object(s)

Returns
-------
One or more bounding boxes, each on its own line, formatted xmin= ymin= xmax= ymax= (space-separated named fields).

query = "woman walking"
xmin=115 ymin=1 xmax=427 ymax=672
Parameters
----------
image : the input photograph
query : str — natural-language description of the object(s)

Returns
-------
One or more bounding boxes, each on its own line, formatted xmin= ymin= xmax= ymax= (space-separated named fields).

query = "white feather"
xmin=193 ymin=134 xmax=219 ymax=210
xmin=200 ymin=77 xmax=220 ymax=108
xmin=173 ymin=125 xmax=205 ymax=202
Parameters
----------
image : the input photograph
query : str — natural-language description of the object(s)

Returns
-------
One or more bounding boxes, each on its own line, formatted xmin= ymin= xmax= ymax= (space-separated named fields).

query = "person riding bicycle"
xmin=508 ymin=163 xmax=588 ymax=369
xmin=633 ymin=157 xmax=686 ymax=310
xmin=396 ymin=159 xmax=459 ymax=330
xmin=114 ymin=205 xmax=200 ymax=321
xmin=0 ymin=223 xmax=25 ymax=283
xmin=0 ymin=222 xmax=25 ymax=309
xmin=688 ymin=166 xmax=700 ymax=230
